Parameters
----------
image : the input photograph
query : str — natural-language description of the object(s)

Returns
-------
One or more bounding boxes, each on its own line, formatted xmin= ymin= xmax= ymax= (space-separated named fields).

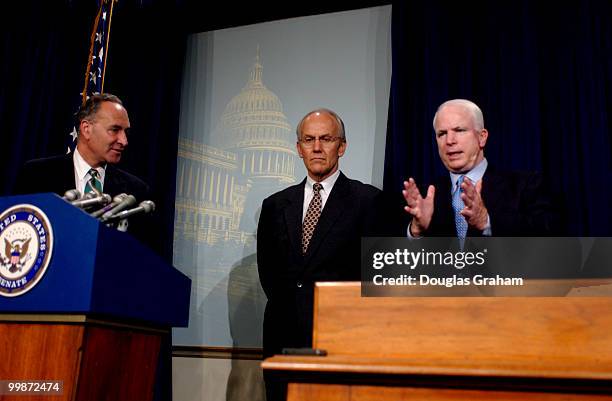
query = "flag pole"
xmin=101 ymin=0 xmax=117 ymax=93
xmin=81 ymin=2 xmax=104 ymax=106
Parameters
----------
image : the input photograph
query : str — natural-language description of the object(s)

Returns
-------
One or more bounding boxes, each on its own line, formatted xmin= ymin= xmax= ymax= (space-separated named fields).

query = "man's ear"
xmin=478 ymin=129 xmax=488 ymax=148
xmin=338 ymin=140 xmax=347 ymax=157
xmin=79 ymin=120 xmax=92 ymax=140
xmin=296 ymin=141 xmax=305 ymax=159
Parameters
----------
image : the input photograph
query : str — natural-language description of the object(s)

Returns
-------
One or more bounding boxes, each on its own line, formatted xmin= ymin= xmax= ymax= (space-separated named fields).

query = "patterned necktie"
xmin=84 ymin=168 xmax=103 ymax=195
xmin=452 ymin=175 xmax=468 ymax=239
xmin=302 ymin=183 xmax=323 ymax=254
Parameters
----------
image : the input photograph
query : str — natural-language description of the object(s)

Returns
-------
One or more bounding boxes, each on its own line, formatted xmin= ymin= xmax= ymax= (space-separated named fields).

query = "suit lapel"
xmin=429 ymin=168 xmax=502 ymax=237
xmin=103 ymin=165 xmax=119 ymax=195
xmin=480 ymin=169 xmax=503 ymax=215
xmin=432 ymin=176 xmax=455 ymax=236
xmin=61 ymin=153 xmax=119 ymax=196
xmin=61 ymin=154 xmax=76 ymax=192
xmin=303 ymin=173 xmax=349 ymax=265
xmin=284 ymin=179 xmax=305 ymax=260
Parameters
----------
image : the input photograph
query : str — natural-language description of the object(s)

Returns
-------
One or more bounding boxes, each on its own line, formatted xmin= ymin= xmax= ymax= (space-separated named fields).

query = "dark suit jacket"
xmin=14 ymin=153 xmax=149 ymax=200
xmin=13 ymin=153 xmax=153 ymax=246
xmin=426 ymin=168 xmax=560 ymax=236
xmin=256 ymin=172 xmax=403 ymax=357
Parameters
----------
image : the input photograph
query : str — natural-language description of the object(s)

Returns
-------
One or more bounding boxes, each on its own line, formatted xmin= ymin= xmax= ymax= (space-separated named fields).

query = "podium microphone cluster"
xmin=71 ymin=193 xmax=112 ymax=209
xmin=91 ymin=193 xmax=130 ymax=218
xmin=99 ymin=194 xmax=137 ymax=222
xmin=103 ymin=200 xmax=156 ymax=222
xmin=62 ymin=189 xmax=81 ymax=201
xmin=62 ymin=189 xmax=155 ymax=229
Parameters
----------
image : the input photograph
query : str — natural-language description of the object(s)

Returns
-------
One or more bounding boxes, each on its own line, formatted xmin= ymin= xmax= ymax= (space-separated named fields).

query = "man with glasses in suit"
xmin=257 ymin=108 xmax=401 ymax=359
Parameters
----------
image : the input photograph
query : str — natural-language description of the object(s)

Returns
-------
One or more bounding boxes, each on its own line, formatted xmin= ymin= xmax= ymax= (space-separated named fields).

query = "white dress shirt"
xmin=302 ymin=169 xmax=341 ymax=222
xmin=73 ymin=148 xmax=106 ymax=195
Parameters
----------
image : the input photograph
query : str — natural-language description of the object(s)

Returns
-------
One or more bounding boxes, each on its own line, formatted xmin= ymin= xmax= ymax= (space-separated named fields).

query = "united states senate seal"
xmin=0 ymin=204 xmax=54 ymax=297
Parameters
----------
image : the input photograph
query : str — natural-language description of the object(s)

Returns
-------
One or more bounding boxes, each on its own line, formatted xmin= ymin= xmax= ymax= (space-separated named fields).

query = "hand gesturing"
xmin=459 ymin=178 xmax=488 ymax=230
xmin=402 ymin=178 xmax=435 ymax=237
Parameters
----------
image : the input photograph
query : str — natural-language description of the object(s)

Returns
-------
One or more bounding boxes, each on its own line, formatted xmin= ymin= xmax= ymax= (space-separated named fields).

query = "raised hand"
xmin=402 ymin=178 xmax=435 ymax=237
xmin=460 ymin=178 xmax=488 ymax=230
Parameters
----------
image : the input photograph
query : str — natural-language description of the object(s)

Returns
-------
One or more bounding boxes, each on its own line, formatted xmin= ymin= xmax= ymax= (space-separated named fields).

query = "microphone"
xmin=63 ymin=189 xmax=81 ymax=201
xmin=90 ymin=193 xmax=129 ymax=218
xmin=104 ymin=200 xmax=156 ymax=222
xmin=99 ymin=194 xmax=137 ymax=222
xmin=71 ymin=193 xmax=112 ymax=209
xmin=70 ymin=190 xmax=98 ymax=205
xmin=80 ymin=191 xmax=99 ymax=200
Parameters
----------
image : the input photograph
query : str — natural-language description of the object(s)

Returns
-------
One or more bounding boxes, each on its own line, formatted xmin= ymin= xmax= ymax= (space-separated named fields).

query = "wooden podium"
xmin=0 ymin=194 xmax=191 ymax=401
xmin=263 ymin=282 xmax=612 ymax=400
xmin=0 ymin=316 xmax=166 ymax=400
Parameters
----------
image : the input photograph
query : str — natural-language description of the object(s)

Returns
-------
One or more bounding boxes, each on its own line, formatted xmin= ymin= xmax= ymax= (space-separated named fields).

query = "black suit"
xmin=426 ymin=168 xmax=560 ymax=236
xmin=257 ymin=172 xmax=402 ymax=358
xmin=13 ymin=153 xmax=153 ymax=245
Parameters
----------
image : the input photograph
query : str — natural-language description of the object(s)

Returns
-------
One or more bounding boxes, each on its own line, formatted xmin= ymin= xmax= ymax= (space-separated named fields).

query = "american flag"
xmin=66 ymin=0 xmax=114 ymax=153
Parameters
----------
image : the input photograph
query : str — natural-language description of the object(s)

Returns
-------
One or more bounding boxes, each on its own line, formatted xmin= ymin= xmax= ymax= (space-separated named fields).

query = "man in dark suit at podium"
xmin=14 ymin=93 xmax=170 ymax=401
xmin=14 ymin=93 xmax=153 ymax=244
xmin=14 ymin=93 xmax=150 ymax=204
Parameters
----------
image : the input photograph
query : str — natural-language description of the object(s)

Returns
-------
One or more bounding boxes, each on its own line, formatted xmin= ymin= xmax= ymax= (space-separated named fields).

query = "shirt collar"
xmin=73 ymin=148 xmax=106 ymax=181
xmin=449 ymin=158 xmax=488 ymax=191
xmin=306 ymin=169 xmax=341 ymax=193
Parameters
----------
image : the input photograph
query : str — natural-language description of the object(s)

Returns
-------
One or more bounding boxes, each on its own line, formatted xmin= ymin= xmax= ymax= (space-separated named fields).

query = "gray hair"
xmin=296 ymin=108 xmax=346 ymax=140
xmin=76 ymin=93 xmax=124 ymax=134
xmin=432 ymin=99 xmax=485 ymax=131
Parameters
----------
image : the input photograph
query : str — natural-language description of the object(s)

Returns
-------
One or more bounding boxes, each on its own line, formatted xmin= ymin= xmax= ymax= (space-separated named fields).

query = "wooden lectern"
xmin=263 ymin=282 xmax=612 ymax=400
xmin=0 ymin=194 xmax=191 ymax=401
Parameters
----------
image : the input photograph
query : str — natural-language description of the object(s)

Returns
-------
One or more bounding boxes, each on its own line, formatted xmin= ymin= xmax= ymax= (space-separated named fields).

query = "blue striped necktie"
xmin=452 ymin=175 xmax=468 ymax=239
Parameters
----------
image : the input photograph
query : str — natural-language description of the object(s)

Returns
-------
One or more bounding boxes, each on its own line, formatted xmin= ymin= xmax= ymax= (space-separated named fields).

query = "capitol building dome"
xmin=213 ymin=49 xmax=296 ymax=184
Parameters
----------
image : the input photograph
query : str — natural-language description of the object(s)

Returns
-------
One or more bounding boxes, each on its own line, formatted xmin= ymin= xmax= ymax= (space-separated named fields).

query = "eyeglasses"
xmin=299 ymin=135 xmax=344 ymax=148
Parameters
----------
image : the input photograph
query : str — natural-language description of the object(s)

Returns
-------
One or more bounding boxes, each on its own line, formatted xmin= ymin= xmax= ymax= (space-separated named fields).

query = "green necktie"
xmin=84 ymin=168 xmax=103 ymax=195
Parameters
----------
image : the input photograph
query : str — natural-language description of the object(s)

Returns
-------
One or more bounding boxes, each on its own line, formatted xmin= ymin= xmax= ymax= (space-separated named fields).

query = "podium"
xmin=0 ymin=194 xmax=191 ymax=401
xmin=263 ymin=282 xmax=612 ymax=400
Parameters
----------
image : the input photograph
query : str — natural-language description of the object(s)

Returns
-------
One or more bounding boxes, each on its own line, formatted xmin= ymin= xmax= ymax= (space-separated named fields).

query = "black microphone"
xmin=71 ymin=193 xmax=112 ymax=209
xmin=104 ymin=200 xmax=156 ymax=222
xmin=90 ymin=193 xmax=129 ymax=218
xmin=99 ymin=194 xmax=137 ymax=222
xmin=62 ymin=189 xmax=81 ymax=201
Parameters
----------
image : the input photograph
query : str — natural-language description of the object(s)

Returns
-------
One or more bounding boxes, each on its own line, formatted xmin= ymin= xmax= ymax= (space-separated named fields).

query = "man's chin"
xmin=445 ymin=160 xmax=469 ymax=173
xmin=307 ymin=168 xmax=331 ymax=178
xmin=306 ymin=164 xmax=327 ymax=173
xmin=106 ymin=155 xmax=122 ymax=164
